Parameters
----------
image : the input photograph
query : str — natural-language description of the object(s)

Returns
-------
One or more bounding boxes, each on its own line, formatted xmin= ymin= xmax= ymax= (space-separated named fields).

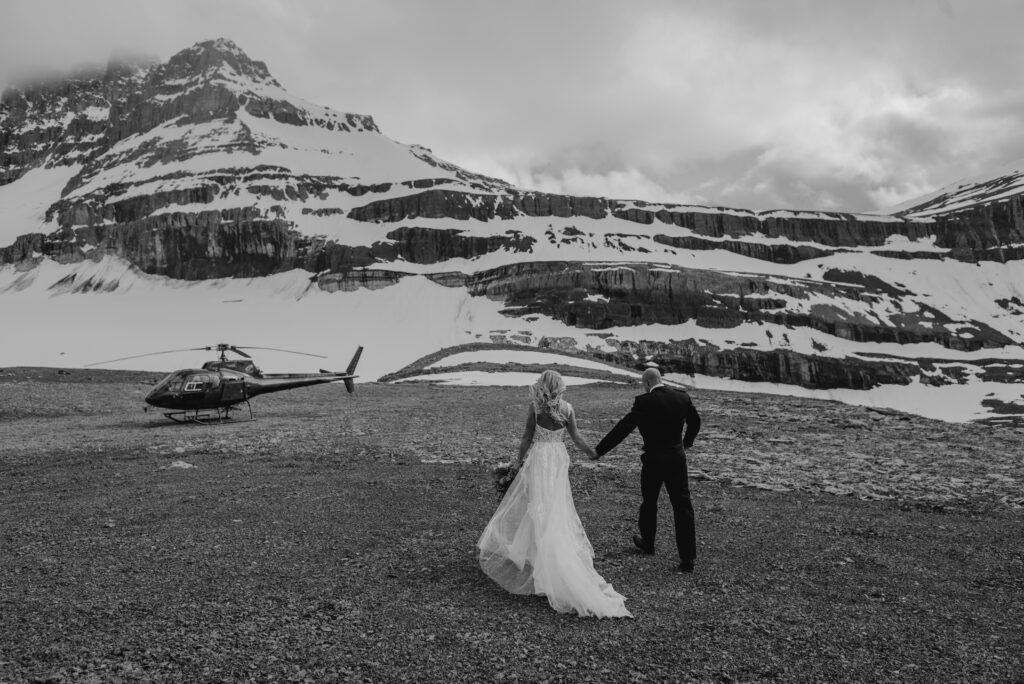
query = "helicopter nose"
xmin=145 ymin=388 xmax=166 ymax=407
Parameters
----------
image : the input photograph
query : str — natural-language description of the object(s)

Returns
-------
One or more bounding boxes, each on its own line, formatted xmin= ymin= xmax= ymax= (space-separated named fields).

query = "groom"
xmin=593 ymin=368 xmax=702 ymax=573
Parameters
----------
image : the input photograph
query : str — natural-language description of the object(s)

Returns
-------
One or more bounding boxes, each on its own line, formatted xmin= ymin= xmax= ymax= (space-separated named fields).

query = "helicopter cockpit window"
xmin=183 ymin=375 xmax=207 ymax=392
xmin=152 ymin=372 xmax=178 ymax=393
xmin=156 ymin=371 xmax=187 ymax=393
xmin=182 ymin=373 xmax=219 ymax=392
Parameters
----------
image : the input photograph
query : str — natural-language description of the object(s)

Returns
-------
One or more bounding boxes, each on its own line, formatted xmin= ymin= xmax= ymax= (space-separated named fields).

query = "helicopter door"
xmin=221 ymin=377 xmax=246 ymax=402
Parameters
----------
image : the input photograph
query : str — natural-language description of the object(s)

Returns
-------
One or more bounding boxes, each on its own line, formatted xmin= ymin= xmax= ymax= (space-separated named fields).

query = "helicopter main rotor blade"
xmin=227 ymin=346 xmax=252 ymax=359
xmin=85 ymin=347 xmax=209 ymax=367
xmin=233 ymin=346 xmax=328 ymax=359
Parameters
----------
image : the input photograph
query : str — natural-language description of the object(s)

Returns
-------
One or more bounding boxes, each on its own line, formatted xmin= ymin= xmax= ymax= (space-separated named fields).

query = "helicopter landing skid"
xmin=163 ymin=402 xmax=254 ymax=425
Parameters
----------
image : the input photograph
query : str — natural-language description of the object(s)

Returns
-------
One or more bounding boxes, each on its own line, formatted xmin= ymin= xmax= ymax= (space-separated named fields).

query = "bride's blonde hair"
xmin=531 ymin=370 xmax=569 ymax=422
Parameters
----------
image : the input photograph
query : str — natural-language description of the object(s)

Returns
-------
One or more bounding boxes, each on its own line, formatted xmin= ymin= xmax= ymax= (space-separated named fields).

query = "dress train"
xmin=477 ymin=425 xmax=632 ymax=618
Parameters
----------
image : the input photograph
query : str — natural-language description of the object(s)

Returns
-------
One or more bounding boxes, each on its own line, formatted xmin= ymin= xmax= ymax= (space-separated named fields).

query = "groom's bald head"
xmin=641 ymin=368 xmax=662 ymax=390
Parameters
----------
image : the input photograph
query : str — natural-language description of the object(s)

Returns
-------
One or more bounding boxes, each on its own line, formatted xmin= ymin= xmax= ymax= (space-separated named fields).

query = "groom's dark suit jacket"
xmin=595 ymin=385 xmax=701 ymax=457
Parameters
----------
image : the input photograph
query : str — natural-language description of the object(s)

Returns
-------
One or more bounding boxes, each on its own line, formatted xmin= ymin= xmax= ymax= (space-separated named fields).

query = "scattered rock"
xmin=165 ymin=461 xmax=196 ymax=469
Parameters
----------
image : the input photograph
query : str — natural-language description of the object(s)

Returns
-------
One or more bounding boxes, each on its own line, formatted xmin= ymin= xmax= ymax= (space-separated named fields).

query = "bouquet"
xmin=491 ymin=460 xmax=520 ymax=496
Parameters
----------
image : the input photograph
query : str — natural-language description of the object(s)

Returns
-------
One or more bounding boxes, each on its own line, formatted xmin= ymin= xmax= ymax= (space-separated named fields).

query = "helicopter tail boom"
xmin=343 ymin=346 xmax=363 ymax=393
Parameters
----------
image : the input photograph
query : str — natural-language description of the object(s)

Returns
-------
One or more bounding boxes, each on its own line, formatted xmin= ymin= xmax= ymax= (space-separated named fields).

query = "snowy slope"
xmin=0 ymin=256 xmax=512 ymax=381
xmin=0 ymin=165 xmax=80 ymax=246
xmin=2 ymin=254 xmax=1022 ymax=424
xmin=882 ymin=157 xmax=1024 ymax=218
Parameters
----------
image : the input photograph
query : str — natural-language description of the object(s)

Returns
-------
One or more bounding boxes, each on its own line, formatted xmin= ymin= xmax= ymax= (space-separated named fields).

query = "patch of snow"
xmin=235 ymin=106 xmax=464 ymax=183
xmin=667 ymin=372 xmax=1024 ymax=424
xmin=288 ymin=212 xmax=396 ymax=246
xmin=880 ymin=234 xmax=943 ymax=251
xmin=0 ymin=164 xmax=80 ymax=247
xmin=427 ymin=349 xmax=638 ymax=376
xmin=82 ymin=105 xmax=109 ymax=121
xmin=612 ymin=199 xmax=756 ymax=218
xmin=0 ymin=256 xmax=521 ymax=382
xmin=394 ymin=371 xmax=625 ymax=387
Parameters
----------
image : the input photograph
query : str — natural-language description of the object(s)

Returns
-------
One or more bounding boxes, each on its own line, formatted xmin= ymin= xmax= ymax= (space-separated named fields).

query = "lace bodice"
xmin=533 ymin=401 xmax=572 ymax=444
xmin=533 ymin=423 xmax=566 ymax=443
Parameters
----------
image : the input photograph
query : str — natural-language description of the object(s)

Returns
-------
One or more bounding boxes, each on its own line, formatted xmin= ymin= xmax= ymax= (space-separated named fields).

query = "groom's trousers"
xmin=639 ymin=446 xmax=696 ymax=562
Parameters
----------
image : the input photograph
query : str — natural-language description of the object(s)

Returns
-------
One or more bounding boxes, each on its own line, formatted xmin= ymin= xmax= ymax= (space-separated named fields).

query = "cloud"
xmin=2 ymin=0 xmax=1024 ymax=212
xmin=408 ymin=1 xmax=1024 ymax=211
xmin=505 ymin=166 xmax=702 ymax=206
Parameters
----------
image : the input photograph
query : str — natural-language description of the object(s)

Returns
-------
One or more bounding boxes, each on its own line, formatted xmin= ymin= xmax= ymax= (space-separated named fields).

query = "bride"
xmin=477 ymin=370 xmax=632 ymax=618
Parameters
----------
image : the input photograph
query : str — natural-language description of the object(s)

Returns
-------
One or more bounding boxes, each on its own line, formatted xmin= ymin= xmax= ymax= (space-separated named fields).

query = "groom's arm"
xmin=594 ymin=399 xmax=641 ymax=457
xmin=682 ymin=400 xmax=701 ymax=449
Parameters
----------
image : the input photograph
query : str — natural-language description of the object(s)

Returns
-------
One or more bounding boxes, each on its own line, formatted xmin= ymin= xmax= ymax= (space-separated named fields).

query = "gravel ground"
xmin=1 ymin=368 xmax=1022 ymax=683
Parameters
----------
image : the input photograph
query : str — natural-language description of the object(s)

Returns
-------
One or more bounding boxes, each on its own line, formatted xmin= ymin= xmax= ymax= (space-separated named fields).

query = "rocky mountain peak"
xmin=157 ymin=38 xmax=280 ymax=90
xmin=99 ymin=38 xmax=322 ymax=148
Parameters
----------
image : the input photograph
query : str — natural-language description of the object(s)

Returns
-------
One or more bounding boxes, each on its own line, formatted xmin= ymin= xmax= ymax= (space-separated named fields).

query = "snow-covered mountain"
xmin=2 ymin=38 xmax=1023 ymax=424
xmin=885 ymin=157 xmax=1024 ymax=219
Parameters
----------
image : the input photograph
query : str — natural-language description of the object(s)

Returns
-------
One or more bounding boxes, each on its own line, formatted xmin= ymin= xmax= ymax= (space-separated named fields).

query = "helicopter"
xmin=88 ymin=343 xmax=363 ymax=424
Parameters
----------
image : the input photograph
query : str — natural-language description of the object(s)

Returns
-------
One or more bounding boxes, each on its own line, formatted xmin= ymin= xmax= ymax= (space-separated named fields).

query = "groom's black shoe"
xmin=677 ymin=561 xmax=694 ymax=573
xmin=632 ymin=535 xmax=654 ymax=555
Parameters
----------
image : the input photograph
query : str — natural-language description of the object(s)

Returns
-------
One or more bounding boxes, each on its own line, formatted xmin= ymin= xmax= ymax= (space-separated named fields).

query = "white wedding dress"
xmin=477 ymin=412 xmax=632 ymax=618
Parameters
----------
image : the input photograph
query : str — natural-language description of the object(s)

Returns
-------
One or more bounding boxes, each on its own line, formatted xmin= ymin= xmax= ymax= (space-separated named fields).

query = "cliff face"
xmin=443 ymin=261 xmax=1011 ymax=351
xmin=0 ymin=64 xmax=143 ymax=185
xmin=2 ymin=38 xmax=1023 ymax=397
xmin=6 ymin=188 xmax=1023 ymax=277
xmin=312 ymin=260 xmax=1018 ymax=390
xmin=346 ymin=189 xmax=1024 ymax=263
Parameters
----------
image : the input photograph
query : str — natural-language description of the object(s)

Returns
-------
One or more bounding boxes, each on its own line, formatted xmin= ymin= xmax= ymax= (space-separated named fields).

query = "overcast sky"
xmin=2 ymin=0 xmax=1022 ymax=212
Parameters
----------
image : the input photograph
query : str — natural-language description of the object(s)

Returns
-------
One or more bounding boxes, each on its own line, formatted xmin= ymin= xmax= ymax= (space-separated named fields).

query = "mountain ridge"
xmin=2 ymin=38 xmax=1023 ymax=423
